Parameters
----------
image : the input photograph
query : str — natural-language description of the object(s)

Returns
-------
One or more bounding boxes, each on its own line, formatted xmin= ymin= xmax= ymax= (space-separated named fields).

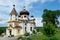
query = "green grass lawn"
xmin=19 ymin=27 xmax=60 ymax=40
xmin=0 ymin=27 xmax=60 ymax=40
xmin=30 ymin=27 xmax=60 ymax=40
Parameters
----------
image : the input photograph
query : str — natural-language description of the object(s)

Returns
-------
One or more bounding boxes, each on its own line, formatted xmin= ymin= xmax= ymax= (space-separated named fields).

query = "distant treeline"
xmin=0 ymin=27 xmax=7 ymax=35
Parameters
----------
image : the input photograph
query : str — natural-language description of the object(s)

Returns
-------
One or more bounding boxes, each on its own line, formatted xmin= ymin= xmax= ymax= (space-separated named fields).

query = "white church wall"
xmin=27 ymin=23 xmax=32 ymax=34
xmin=19 ymin=23 xmax=25 ymax=35
xmin=12 ymin=15 xmax=16 ymax=21
xmin=6 ymin=29 xmax=10 ymax=36
xmin=21 ymin=15 xmax=29 ymax=20
xmin=13 ymin=29 xmax=18 ymax=36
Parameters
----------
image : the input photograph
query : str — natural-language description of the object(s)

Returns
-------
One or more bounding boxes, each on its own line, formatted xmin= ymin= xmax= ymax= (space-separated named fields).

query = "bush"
xmin=27 ymin=38 xmax=32 ymax=40
xmin=43 ymin=23 xmax=56 ymax=36
xmin=36 ymin=28 xmax=39 ymax=32
xmin=24 ymin=32 xmax=30 ymax=36
xmin=32 ymin=30 xmax=36 ymax=34
xmin=8 ymin=36 xmax=10 ymax=37
xmin=0 ymin=27 xmax=6 ymax=35
xmin=11 ymin=35 xmax=14 ymax=37
xmin=43 ymin=36 xmax=58 ymax=40
xmin=49 ymin=36 xmax=58 ymax=40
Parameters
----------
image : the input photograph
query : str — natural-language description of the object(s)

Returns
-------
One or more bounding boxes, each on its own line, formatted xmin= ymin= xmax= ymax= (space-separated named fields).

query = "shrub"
xmin=43 ymin=36 xmax=58 ymax=40
xmin=36 ymin=28 xmax=39 ymax=32
xmin=8 ymin=36 xmax=10 ymax=37
xmin=49 ymin=36 xmax=58 ymax=40
xmin=43 ymin=23 xmax=56 ymax=36
xmin=11 ymin=35 xmax=14 ymax=37
xmin=32 ymin=30 xmax=36 ymax=34
xmin=27 ymin=38 xmax=32 ymax=40
xmin=24 ymin=32 xmax=30 ymax=36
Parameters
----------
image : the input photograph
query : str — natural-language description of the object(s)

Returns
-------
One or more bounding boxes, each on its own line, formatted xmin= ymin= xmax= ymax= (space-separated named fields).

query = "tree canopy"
xmin=42 ymin=9 xmax=60 ymax=27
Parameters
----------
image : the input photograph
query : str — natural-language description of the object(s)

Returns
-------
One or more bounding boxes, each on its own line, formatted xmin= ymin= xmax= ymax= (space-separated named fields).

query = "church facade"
xmin=6 ymin=5 xmax=36 ymax=36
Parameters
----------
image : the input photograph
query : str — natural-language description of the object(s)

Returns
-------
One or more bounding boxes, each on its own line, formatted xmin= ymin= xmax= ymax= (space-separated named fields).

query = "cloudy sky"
xmin=0 ymin=0 xmax=60 ymax=27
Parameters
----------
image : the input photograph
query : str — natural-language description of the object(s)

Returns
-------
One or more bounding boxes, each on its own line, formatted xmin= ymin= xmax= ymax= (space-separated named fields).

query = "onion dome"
xmin=20 ymin=6 xmax=29 ymax=15
xmin=31 ymin=16 xmax=34 ymax=17
xmin=30 ymin=16 xmax=35 ymax=20
xmin=10 ymin=5 xmax=17 ymax=16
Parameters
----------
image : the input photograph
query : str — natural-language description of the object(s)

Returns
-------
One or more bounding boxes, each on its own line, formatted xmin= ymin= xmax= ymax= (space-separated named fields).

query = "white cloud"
xmin=0 ymin=14 xmax=9 ymax=26
xmin=40 ymin=0 xmax=55 ymax=3
xmin=0 ymin=0 xmax=39 ymax=27
xmin=35 ymin=17 xmax=43 ymax=27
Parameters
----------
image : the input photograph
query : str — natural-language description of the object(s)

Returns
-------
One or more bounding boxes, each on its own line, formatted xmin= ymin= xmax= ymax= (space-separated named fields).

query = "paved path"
xmin=0 ymin=36 xmax=18 ymax=40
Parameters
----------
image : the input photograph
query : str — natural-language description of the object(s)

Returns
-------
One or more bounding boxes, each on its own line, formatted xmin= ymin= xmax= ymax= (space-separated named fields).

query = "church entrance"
xmin=9 ymin=29 xmax=12 ymax=35
xmin=18 ymin=29 xmax=20 ymax=36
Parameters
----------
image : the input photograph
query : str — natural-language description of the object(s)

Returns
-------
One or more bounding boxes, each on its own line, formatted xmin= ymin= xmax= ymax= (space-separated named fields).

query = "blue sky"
xmin=0 ymin=0 xmax=60 ymax=27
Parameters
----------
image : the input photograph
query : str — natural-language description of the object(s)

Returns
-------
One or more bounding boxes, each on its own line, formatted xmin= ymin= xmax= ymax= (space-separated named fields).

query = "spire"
xmin=10 ymin=4 xmax=17 ymax=16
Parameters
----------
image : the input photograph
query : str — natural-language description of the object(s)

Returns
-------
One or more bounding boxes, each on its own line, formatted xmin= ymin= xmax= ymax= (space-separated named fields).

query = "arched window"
xmin=25 ymin=23 xmax=27 ymax=26
xmin=25 ymin=27 xmax=26 ymax=31
xmin=18 ymin=29 xmax=20 ymax=33
xmin=24 ymin=16 xmax=26 ymax=18
xmin=30 ymin=27 xmax=32 ymax=31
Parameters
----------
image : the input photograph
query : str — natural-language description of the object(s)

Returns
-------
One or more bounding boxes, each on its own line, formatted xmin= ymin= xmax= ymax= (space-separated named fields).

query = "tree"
xmin=42 ymin=9 xmax=60 ymax=36
xmin=0 ymin=27 xmax=6 ymax=35
xmin=42 ymin=9 xmax=60 ymax=27
xmin=43 ymin=23 xmax=56 ymax=36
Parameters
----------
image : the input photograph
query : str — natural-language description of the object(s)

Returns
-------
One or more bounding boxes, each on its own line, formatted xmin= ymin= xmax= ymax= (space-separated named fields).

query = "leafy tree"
xmin=43 ymin=23 xmax=56 ymax=36
xmin=0 ymin=27 xmax=6 ymax=35
xmin=42 ymin=9 xmax=60 ymax=27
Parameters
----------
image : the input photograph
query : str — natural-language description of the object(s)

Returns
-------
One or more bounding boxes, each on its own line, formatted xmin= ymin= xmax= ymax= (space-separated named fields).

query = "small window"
xmin=25 ymin=23 xmax=26 ymax=25
xmin=30 ymin=27 xmax=32 ymax=31
xmin=25 ymin=27 xmax=26 ymax=31
xmin=24 ymin=16 xmax=26 ymax=18
xmin=21 ymin=16 xmax=23 ymax=18
xmin=10 ymin=25 xmax=12 ymax=27
xmin=18 ymin=29 xmax=20 ymax=33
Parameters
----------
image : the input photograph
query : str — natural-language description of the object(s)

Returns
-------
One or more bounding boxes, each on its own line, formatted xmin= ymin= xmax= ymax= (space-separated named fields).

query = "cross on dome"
xmin=13 ymin=4 xmax=15 ymax=8
xmin=23 ymin=5 xmax=26 ymax=10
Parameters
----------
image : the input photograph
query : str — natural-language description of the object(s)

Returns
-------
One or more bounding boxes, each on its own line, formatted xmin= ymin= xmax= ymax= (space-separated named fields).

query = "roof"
xmin=20 ymin=6 xmax=29 ymax=15
xmin=20 ymin=9 xmax=29 ymax=15
xmin=14 ymin=26 xmax=22 ymax=28
xmin=10 ymin=5 xmax=17 ymax=16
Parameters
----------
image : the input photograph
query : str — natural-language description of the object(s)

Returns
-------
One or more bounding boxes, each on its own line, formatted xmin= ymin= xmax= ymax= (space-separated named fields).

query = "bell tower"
xmin=10 ymin=4 xmax=17 ymax=21
xmin=19 ymin=6 xmax=29 ymax=20
xmin=8 ymin=5 xmax=18 ymax=27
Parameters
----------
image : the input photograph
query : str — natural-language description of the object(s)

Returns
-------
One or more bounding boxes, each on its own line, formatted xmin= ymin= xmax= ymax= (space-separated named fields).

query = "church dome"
xmin=20 ymin=9 xmax=29 ymax=15
xmin=20 ymin=6 xmax=29 ymax=15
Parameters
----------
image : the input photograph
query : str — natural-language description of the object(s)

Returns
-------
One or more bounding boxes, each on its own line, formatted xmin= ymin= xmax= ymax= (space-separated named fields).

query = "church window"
xmin=10 ymin=25 xmax=12 ymax=27
xmin=24 ymin=16 xmax=26 ymax=18
xmin=9 ymin=29 xmax=12 ymax=35
xmin=21 ymin=16 xmax=23 ymax=18
xmin=18 ymin=29 xmax=20 ymax=33
xmin=25 ymin=27 xmax=26 ymax=31
xmin=30 ymin=27 xmax=32 ymax=31
xmin=25 ymin=23 xmax=27 ymax=25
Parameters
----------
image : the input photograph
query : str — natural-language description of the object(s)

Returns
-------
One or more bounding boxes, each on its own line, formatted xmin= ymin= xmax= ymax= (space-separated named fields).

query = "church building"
xmin=6 ymin=5 xmax=36 ymax=36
